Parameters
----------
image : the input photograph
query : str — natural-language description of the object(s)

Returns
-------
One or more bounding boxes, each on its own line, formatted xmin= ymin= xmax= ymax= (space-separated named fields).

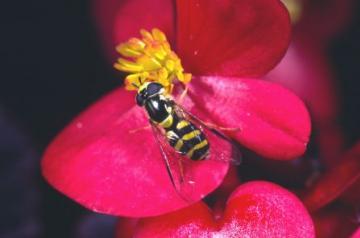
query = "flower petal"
xmin=129 ymin=181 xmax=314 ymax=237
xmin=188 ymin=76 xmax=311 ymax=160
xmin=176 ymin=0 xmax=291 ymax=77
xmin=267 ymin=40 xmax=340 ymax=124
xmin=133 ymin=203 xmax=214 ymax=237
xmin=93 ymin=0 xmax=175 ymax=60
xmin=266 ymin=39 xmax=344 ymax=166
xmin=301 ymin=142 xmax=360 ymax=212
xmin=224 ymin=181 xmax=314 ymax=237
xmin=41 ymin=88 xmax=231 ymax=216
xmin=113 ymin=0 xmax=175 ymax=44
xmin=351 ymin=228 xmax=360 ymax=238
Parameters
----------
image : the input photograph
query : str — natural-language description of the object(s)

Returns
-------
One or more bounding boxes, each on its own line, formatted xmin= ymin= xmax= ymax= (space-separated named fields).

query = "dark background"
xmin=0 ymin=0 xmax=359 ymax=237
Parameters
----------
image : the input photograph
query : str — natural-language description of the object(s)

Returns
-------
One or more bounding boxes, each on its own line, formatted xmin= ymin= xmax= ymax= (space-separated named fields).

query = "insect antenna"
xmin=138 ymin=76 xmax=143 ymax=85
xmin=131 ymin=83 xmax=139 ymax=89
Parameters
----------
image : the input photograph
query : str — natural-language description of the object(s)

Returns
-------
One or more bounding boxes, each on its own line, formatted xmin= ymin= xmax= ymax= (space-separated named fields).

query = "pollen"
xmin=114 ymin=28 xmax=191 ymax=94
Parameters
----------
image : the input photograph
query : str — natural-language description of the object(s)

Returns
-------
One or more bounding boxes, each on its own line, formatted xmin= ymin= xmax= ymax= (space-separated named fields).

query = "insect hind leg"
xmin=128 ymin=125 xmax=151 ymax=134
xmin=203 ymin=122 xmax=240 ymax=132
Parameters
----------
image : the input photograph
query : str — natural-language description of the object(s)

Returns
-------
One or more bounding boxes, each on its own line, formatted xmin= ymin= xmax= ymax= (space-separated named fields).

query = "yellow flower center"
xmin=281 ymin=0 xmax=303 ymax=24
xmin=114 ymin=28 xmax=191 ymax=94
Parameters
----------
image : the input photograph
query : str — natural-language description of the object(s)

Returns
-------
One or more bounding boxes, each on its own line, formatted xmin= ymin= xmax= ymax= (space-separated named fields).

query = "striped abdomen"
xmin=143 ymin=95 xmax=209 ymax=160
xmin=165 ymin=119 xmax=210 ymax=161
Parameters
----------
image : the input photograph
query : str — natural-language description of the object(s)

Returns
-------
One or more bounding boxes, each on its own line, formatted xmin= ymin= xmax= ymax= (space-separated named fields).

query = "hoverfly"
xmin=134 ymin=81 xmax=241 ymax=201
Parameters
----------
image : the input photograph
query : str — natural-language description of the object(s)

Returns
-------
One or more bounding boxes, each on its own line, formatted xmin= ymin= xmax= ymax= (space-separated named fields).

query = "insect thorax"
xmin=145 ymin=95 xmax=174 ymax=125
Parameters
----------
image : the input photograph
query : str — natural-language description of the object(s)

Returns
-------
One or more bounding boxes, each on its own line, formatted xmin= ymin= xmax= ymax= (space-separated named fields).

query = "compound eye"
xmin=147 ymin=83 xmax=163 ymax=96
xmin=136 ymin=93 xmax=145 ymax=106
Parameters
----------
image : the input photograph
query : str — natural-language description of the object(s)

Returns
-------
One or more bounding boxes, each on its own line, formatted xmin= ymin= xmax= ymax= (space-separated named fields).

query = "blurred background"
xmin=0 ymin=0 xmax=359 ymax=237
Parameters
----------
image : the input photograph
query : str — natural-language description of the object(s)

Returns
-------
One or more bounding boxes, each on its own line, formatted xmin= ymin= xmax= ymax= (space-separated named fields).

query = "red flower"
xmin=42 ymin=0 xmax=311 ymax=216
xmin=117 ymin=182 xmax=315 ymax=238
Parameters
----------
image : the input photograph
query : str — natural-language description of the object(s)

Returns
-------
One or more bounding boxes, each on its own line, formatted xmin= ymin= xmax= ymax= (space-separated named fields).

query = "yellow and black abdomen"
xmin=166 ymin=120 xmax=209 ymax=161
xmin=144 ymin=95 xmax=209 ymax=161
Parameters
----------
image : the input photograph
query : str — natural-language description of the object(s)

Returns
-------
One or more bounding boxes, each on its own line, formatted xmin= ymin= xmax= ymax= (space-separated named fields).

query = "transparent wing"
xmin=149 ymin=121 xmax=196 ymax=202
xmin=170 ymin=100 xmax=242 ymax=165
xmin=149 ymin=100 xmax=241 ymax=201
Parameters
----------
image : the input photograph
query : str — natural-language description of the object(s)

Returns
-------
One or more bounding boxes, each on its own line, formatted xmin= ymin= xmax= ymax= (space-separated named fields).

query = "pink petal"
xmin=176 ymin=0 xmax=291 ymax=77
xmin=351 ymin=228 xmax=360 ymax=238
xmin=188 ymin=76 xmax=311 ymax=160
xmin=129 ymin=181 xmax=314 ymax=237
xmin=133 ymin=203 xmax=215 ymax=237
xmin=41 ymin=88 xmax=232 ymax=216
xmin=266 ymin=39 xmax=344 ymax=166
xmin=301 ymin=142 xmax=360 ymax=212
xmin=224 ymin=181 xmax=314 ymax=237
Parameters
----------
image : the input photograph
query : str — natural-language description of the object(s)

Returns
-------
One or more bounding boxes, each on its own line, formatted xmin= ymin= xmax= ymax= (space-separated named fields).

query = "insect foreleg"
xmin=177 ymin=84 xmax=189 ymax=104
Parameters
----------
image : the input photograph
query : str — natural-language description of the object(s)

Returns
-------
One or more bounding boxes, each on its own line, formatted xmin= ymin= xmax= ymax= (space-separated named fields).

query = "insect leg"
xmin=202 ymin=122 xmax=240 ymax=132
xmin=177 ymin=159 xmax=185 ymax=183
xmin=177 ymin=84 xmax=189 ymax=104
xmin=128 ymin=125 xmax=151 ymax=134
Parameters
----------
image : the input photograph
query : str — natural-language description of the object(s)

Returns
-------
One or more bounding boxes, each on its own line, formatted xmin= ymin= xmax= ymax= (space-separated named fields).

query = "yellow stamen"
xmin=114 ymin=28 xmax=191 ymax=94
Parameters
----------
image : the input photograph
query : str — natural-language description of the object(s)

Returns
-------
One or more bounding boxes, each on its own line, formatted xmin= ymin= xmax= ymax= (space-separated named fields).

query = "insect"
xmin=136 ymin=82 xmax=210 ymax=161
xmin=135 ymin=82 xmax=241 ymax=200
